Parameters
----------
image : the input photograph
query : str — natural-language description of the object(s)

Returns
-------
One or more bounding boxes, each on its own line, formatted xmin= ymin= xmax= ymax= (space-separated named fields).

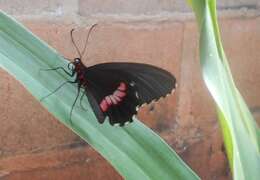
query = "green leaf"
xmin=188 ymin=0 xmax=260 ymax=179
xmin=0 ymin=11 xmax=200 ymax=180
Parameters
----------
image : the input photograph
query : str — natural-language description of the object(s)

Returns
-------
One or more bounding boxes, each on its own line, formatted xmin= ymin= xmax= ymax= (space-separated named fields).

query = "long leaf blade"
xmin=188 ymin=0 xmax=260 ymax=179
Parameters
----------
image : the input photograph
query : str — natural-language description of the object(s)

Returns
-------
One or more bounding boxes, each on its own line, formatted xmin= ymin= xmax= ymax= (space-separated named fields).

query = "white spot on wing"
xmin=135 ymin=92 xmax=139 ymax=99
xmin=113 ymin=123 xmax=120 ymax=127
xmin=130 ymin=81 xmax=135 ymax=86
xmin=136 ymin=106 xmax=139 ymax=111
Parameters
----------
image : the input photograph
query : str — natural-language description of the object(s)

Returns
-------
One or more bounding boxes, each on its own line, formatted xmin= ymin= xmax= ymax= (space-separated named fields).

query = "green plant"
xmin=188 ymin=0 xmax=260 ymax=179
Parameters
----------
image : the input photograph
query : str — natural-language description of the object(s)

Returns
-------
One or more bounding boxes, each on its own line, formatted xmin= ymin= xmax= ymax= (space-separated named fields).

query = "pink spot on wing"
xmin=113 ymin=95 xmax=122 ymax=102
xmin=105 ymin=96 xmax=112 ymax=105
xmin=118 ymin=82 xmax=127 ymax=91
xmin=100 ymin=99 xmax=109 ymax=112
xmin=109 ymin=95 xmax=118 ymax=105
xmin=99 ymin=82 xmax=128 ymax=112
xmin=113 ymin=90 xmax=126 ymax=98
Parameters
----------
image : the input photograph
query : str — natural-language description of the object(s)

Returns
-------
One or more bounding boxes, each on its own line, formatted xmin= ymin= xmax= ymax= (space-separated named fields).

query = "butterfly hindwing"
xmin=84 ymin=62 xmax=176 ymax=125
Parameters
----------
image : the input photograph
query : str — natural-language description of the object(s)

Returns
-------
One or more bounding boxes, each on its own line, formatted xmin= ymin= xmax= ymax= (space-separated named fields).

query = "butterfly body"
xmin=72 ymin=58 xmax=88 ymax=87
xmin=69 ymin=58 xmax=176 ymax=126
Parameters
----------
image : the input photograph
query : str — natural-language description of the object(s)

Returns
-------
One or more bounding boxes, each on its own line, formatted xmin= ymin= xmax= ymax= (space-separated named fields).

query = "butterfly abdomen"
xmin=100 ymin=82 xmax=127 ymax=112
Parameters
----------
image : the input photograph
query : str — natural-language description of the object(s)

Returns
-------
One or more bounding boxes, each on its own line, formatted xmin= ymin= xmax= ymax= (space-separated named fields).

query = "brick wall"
xmin=0 ymin=1 xmax=260 ymax=180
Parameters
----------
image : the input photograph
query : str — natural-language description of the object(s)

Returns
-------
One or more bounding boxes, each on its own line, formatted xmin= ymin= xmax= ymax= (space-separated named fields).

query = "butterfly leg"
xmin=69 ymin=84 xmax=81 ymax=125
xmin=39 ymin=67 xmax=74 ymax=77
xmin=40 ymin=80 xmax=77 ymax=101
xmin=79 ymin=89 xmax=88 ymax=111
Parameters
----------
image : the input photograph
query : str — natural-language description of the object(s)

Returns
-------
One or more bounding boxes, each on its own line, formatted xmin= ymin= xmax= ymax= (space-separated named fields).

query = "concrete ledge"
xmin=1 ymin=0 xmax=259 ymax=17
xmin=0 ymin=0 xmax=78 ymax=16
xmin=12 ymin=9 xmax=260 ymax=26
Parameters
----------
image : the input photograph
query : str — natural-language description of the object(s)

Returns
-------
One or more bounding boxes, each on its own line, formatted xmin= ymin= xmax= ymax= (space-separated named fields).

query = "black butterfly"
xmin=42 ymin=24 xmax=176 ymax=126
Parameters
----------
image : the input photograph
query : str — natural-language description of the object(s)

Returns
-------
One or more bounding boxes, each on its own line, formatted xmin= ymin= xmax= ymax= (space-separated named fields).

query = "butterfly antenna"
xmin=81 ymin=24 xmax=98 ymax=58
xmin=70 ymin=29 xmax=82 ymax=59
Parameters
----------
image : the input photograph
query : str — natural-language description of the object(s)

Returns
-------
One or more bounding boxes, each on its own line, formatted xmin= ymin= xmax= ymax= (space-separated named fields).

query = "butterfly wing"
xmin=84 ymin=62 xmax=176 ymax=126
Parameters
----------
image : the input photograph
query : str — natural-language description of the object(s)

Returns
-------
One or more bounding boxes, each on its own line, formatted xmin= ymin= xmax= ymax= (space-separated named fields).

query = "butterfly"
xmin=42 ymin=24 xmax=177 ymax=126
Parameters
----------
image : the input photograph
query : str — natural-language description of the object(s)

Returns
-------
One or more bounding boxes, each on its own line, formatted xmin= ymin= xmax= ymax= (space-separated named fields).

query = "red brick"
xmin=181 ymin=127 xmax=231 ymax=180
xmin=3 ymin=163 xmax=121 ymax=180
xmin=0 ymin=146 xmax=121 ymax=180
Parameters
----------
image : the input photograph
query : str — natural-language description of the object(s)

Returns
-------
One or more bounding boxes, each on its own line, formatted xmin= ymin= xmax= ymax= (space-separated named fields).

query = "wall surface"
xmin=0 ymin=0 xmax=260 ymax=180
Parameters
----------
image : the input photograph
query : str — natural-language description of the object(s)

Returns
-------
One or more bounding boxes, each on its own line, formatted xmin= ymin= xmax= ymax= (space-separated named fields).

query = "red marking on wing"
xmin=100 ymin=100 xmax=109 ymax=112
xmin=109 ymin=95 xmax=118 ymax=105
xmin=99 ymin=82 xmax=127 ymax=112
xmin=114 ymin=90 xmax=126 ymax=98
xmin=105 ymin=96 xmax=112 ymax=105
xmin=118 ymin=82 xmax=127 ymax=91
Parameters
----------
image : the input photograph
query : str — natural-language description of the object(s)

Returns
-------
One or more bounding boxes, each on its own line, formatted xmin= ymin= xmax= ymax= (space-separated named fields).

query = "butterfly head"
xmin=72 ymin=58 xmax=84 ymax=69
xmin=68 ymin=58 xmax=84 ymax=73
xmin=73 ymin=58 xmax=81 ymax=65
